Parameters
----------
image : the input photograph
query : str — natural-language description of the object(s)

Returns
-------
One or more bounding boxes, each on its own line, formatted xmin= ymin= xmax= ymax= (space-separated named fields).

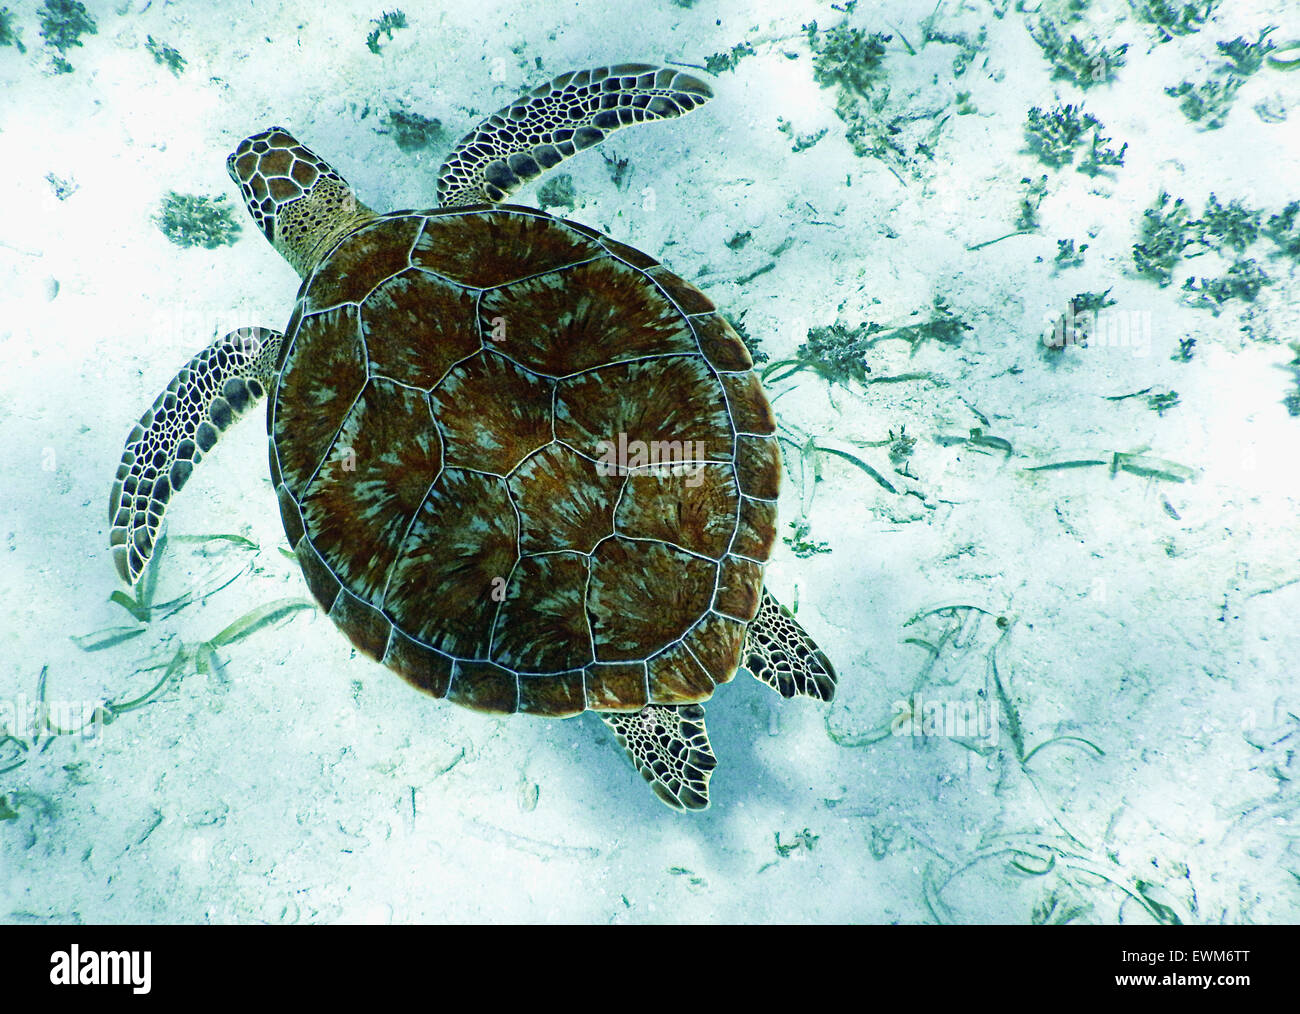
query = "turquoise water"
xmin=1 ymin=0 xmax=1297 ymax=923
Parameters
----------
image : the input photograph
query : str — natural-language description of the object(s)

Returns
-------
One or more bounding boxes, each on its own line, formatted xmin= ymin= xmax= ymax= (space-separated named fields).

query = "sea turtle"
xmin=108 ymin=64 xmax=836 ymax=810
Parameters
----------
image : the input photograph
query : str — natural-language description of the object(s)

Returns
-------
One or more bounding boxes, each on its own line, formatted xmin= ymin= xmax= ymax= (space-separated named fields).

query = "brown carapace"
xmin=273 ymin=207 xmax=778 ymax=718
xmin=109 ymin=64 xmax=836 ymax=811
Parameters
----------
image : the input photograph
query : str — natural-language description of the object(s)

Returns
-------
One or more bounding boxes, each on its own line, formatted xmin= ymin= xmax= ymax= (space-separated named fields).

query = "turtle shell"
xmin=268 ymin=206 xmax=780 ymax=718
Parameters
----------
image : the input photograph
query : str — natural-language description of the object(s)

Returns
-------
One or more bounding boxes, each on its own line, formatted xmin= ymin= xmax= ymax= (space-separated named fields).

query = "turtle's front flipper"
xmin=109 ymin=327 xmax=282 ymax=586
xmin=437 ymin=63 xmax=713 ymax=208
xmin=599 ymin=704 xmax=717 ymax=811
xmin=745 ymin=589 xmax=838 ymax=702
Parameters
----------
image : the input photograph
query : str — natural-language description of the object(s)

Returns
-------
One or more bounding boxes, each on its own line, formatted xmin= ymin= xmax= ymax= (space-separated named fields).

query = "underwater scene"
xmin=1 ymin=0 xmax=1297 ymax=925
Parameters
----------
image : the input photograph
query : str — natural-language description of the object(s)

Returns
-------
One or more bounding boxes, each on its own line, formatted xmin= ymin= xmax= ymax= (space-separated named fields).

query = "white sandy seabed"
xmin=0 ymin=0 xmax=1297 ymax=924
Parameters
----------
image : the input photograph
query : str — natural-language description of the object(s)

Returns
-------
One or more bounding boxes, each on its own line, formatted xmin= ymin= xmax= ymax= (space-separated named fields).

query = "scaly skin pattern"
xmin=108 ymin=327 xmax=281 ymax=585
xmin=437 ymin=63 xmax=713 ymax=208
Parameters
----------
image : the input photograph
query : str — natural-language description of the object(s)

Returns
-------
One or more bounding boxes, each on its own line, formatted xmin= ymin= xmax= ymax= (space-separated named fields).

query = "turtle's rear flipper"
xmin=109 ymin=327 xmax=283 ymax=586
xmin=599 ymin=704 xmax=716 ymax=811
xmin=745 ymin=589 xmax=838 ymax=702
xmin=437 ymin=64 xmax=713 ymax=208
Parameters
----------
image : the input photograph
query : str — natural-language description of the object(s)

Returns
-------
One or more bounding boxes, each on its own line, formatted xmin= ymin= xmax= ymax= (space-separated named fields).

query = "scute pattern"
xmin=735 ymin=434 xmax=782 ymax=500
xmin=362 ymin=269 xmax=481 ymax=389
xmin=448 ymin=659 xmax=519 ymax=714
xmin=508 ymin=442 xmax=623 ymax=554
xmin=584 ymin=662 xmax=649 ymax=711
xmin=555 ymin=355 xmax=734 ymax=462
xmin=714 ymin=555 xmax=764 ymax=621
xmin=306 ymin=215 xmax=421 ymax=309
xmin=647 ymin=641 xmax=716 ymax=702
xmin=647 ymin=266 xmax=715 ymax=315
xmin=413 ymin=207 xmax=604 ymax=287
xmin=720 ymin=370 xmax=777 ymax=436
xmin=491 ymin=552 xmax=593 ymax=672
xmin=430 ymin=350 xmax=554 ymax=473
xmin=383 ymin=468 xmax=518 ymax=656
xmin=481 ymin=257 xmax=698 ymax=376
xmin=680 ymin=612 xmax=747 ymax=689
xmin=587 ymin=538 xmax=716 ymax=666
xmin=273 ymin=307 xmax=368 ymax=494
xmin=732 ymin=496 xmax=779 ymax=562
xmin=518 ymin=669 xmax=586 ymax=718
xmin=385 ymin=627 xmax=454 ymax=698
xmin=299 ymin=378 xmax=442 ymax=603
xmin=273 ymin=210 xmax=781 ymax=715
xmin=615 ymin=463 xmax=738 ymax=560
xmin=330 ymin=587 xmax=391 ymax=661
xmin=692 ymin=313 xmax=753 ymax=372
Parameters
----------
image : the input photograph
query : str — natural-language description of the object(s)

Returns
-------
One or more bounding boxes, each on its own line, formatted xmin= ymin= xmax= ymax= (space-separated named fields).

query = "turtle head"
xmin=227 ymin=127 xmax=375 ymax=278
